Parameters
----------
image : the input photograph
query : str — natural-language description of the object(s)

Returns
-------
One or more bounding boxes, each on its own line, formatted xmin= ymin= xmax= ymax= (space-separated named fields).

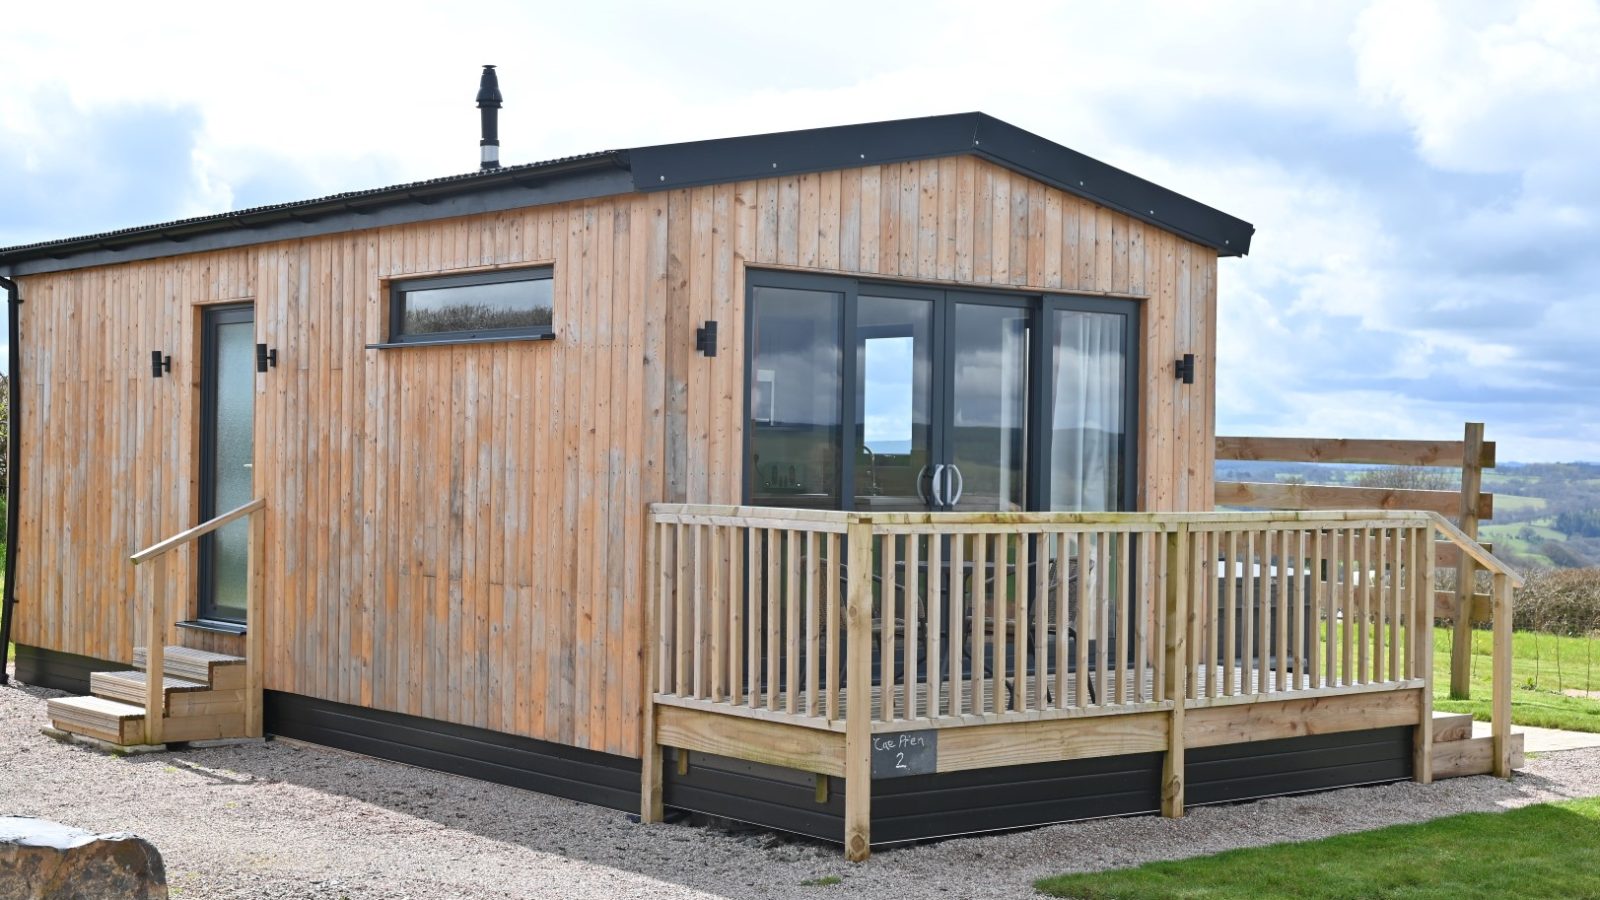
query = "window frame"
xmin=384 ymin=265 xmax=555 ymax=346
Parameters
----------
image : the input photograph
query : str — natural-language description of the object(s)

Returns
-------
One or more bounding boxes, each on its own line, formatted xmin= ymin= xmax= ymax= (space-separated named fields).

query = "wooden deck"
xmin=640 ymin=504 xmax=1525 ymax=860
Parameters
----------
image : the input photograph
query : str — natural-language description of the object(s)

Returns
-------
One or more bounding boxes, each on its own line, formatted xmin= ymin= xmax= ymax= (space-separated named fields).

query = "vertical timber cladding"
xmin=12 ymin=154 xmax=1217 ymax=760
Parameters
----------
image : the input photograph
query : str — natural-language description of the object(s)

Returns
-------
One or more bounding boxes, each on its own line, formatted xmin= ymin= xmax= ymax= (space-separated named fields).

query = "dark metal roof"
xmin=0 ymin=113 xmax=1253 ymax=274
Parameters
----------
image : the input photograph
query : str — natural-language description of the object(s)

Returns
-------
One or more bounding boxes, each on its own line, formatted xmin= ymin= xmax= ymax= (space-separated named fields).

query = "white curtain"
xmin=1049 ymin=311 xmax=1125 ymax=512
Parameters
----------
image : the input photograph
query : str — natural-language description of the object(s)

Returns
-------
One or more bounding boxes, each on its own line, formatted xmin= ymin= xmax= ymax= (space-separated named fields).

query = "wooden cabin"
xmin=0 ymin=111 xmax=1523 ymax=860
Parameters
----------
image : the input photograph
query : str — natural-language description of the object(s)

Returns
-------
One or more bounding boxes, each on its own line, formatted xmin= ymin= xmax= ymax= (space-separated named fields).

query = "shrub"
xmin=1513 ymin=567 xmax=1600 ymax=636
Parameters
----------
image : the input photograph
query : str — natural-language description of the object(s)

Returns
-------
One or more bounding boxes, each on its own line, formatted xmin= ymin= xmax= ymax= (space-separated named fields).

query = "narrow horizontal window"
xmin=389 ymin=267 xmax=553 ymax=344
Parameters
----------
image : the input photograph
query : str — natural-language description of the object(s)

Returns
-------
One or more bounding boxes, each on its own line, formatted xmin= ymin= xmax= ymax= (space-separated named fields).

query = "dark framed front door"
xmin=745 ymin=270 xmax=1139 ymax=514
xmin=197 ymin=303 xmax=256 ymax=623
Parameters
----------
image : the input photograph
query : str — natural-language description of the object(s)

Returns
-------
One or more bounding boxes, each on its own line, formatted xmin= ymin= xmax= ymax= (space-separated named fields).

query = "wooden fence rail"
xmin=1216 ymin=423 xmax=1496 ymax=699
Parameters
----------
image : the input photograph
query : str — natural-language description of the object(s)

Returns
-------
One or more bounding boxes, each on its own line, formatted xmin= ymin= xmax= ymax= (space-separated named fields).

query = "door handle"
xmin=929 ymin=463 xmax=947 ymax=508
xmin=947 ymin=465 xmax=965 ymax=506
xmin=915 ymin=464 xmax=930 ymax=504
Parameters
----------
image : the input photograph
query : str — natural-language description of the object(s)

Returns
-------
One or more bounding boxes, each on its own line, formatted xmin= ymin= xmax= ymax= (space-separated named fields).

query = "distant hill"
xmin=1213 ymin=460 xmax=1600 ymax=570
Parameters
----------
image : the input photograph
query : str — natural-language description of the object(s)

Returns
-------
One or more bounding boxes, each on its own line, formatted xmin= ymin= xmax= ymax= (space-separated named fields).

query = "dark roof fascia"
xmin=0 ymin=112 xmax=1255 ymax=276
xmin=0 ymin=153 xmax=632 ymax=277
xmin=628 ymin=112 xmax=1254 ymax=256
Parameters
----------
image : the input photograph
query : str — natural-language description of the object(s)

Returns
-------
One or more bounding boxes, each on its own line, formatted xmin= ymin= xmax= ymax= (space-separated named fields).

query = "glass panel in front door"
xmin=855 ymin=295 xmax=935 ymax=511
xmin=948 ymin=303 xmax=1029 ymax=512
xmin=748 ymin=286 xmax=844 ymax=510
xmin=202 ymin=311 xmax=256 ymax=621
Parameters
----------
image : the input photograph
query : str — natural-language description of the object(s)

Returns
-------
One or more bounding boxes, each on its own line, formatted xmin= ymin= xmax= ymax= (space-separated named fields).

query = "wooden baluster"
xmin=1295 ymin=530 xmax=1308 ymax=691
xmin=806 ymin=530 xmax=821 ymax=717
xmin=1375 ymin=528 xmax=1388 ymax=683
xmin=710 ymin=526 xmax=725 ymax=703
xmin=1013 ymin=532 xmax=1029 ymax=712
xmin=787 ymin=529 xmax=802 ymax=716
xmin=1223 ymin=530 xmax=1238 ymax=697
xmin=949 ymin=533 xmax=966 ymax=717
xmin=1144 ymin=531 xmax=1157 ymax=704
xmin=1081 ymin=528 xmax=1094 ymax=704
xmin=1359 ymin=527 xmax=1371 ymax=684
xmin=1275 ymin=529 xmax=1289 ymax=692
xmin=1097 ymin=532 xmax=1111 ymax=706
xmin=905 ymin=532 xmax=920 ymax=720
xmin=729 ymin=527 xmax=743 ymax=706
xmin=747 ymin=527 xmax=763 ymax=710
xmin=1342 ymin=527 xmax=1356 ymax=686
xmin=675 ymin=525 xmax=690 ymax=696
xmin=1054 ymin=532 xmax=1070 ymax=709
xmin=1390 ymin=528 xmax=1402 ymax=683
xmin=994 ymin=533 xmax=1009 ymax=714
xmin=972 ymin=532 xmax=988 ymax=716
xmin=1492 ymin=571 xmax=1513 ymax=778
xmin=1310 ymin=528 xmax=1323 ymax=690
xmin=766 ymin=527 xmax=780 ymax=711
xmin=826 ymin=532 xmax=841 ymax=723
xmin=693 ymin=525 xmax=705 ymax=700
xmin=1243 ymin=530 xmax=1257 ymax=695
xmin=879 ymin=532 xmax=896 ymax=721
xmin=1035 ymin=532 xmax=1049 ymax=711
xmin=927 ymin=532 xmax=943 ymax=719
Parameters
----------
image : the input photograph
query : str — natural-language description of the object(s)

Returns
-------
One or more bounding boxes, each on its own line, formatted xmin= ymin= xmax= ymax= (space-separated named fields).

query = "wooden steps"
xmin=1431 ymin=710 xmax=1525 ymax=779
xmin=46 ymin=646 xmax=249 ymax=748
xmin=46 ymin=696 xmax=146 ymax=745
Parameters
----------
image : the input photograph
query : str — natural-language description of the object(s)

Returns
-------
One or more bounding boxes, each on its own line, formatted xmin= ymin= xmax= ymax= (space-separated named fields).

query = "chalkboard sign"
xmin=870 ymin=730 xmax=937 ymax=779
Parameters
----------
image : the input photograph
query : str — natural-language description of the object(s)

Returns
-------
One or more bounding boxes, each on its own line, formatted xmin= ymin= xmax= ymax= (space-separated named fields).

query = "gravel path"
xmin=5 ymin=675 xmax=1600 ymax=899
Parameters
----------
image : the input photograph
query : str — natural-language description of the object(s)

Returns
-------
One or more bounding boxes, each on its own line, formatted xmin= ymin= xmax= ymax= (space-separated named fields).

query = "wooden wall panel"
xmin=12 ymin=155 xmax=1218 ymax=760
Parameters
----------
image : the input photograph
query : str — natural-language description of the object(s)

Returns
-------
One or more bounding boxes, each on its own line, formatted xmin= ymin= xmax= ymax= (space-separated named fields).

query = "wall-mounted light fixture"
xmin=150 ymin=350 xmax=171 ymax=379
xmin=1175 ymin=353 xmax=1195 ymax=385
xmin=255 ymin=343 xmax=278 ymax=373
xmin=696 ymin=320 xmax=718 ymax=357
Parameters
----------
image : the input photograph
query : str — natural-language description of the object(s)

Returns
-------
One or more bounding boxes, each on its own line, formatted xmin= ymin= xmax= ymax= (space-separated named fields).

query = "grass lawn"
xmin=1036 ymin=797 xmax=1600 ymax=899
xmin=1432 ymin=626 xmax=1600 ymax=733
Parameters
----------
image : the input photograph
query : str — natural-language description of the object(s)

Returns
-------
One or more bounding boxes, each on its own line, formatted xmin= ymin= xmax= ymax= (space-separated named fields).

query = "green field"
xmin=1433 ymin=626 xmax=1600 ymax=733
xmin=1036 ymin=796 xmax=1600 ymax=899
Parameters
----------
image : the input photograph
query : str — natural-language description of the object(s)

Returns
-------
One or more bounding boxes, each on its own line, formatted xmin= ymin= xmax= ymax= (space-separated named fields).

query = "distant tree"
xmin=1351 ymin=465 xmax=1453 ymax=492
xmin=1555 ymin=509 xmax=1600 ymax=539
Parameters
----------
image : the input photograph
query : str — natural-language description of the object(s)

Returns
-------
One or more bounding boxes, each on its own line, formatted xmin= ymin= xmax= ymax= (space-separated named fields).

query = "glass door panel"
xmin=198 ymin=305 xmax=256 ymax=622
xmin=1047 ymin=309 xmax=1128 ymax=511
xmin=854 ymin=295 xmax=936 ymax=511
xmin=946 ymin=302 xmax=1030 ymax=512
xmin=748 ymin=285 xmax=844 ymax=509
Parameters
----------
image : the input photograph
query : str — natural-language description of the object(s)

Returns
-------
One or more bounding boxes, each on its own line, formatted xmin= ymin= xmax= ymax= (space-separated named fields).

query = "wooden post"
xmin=843 ymin=516 xmax=875 ymax=861
xmin=1491 ymin=571 xmax=1514 ymax=779
xmin=1413 ymin=524 xmax=1435 ymax=784
xmin=640 ymin=517 xmax=664 ymax=824
xmin=244 ymin=508 xmax=266 ymax=738
xmin=1161 ymin=525 xmax=1189 ymax=818
xmin=143 ymin=555 xmax=168 ymax=746
xmin=1450 ymin=423 xmax=1485 ymax=699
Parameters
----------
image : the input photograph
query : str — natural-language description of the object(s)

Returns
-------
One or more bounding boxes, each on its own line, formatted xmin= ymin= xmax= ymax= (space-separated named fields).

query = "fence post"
xmin=1413 ymin=523 xmax=1435 ymax=784
xmin=639 ymin=517 xmax=664 ymax=824
xmin=143 ymin=555 xmax=168 ymax=746
xmin=1162 ymin=523 xmax=1190 ymax=818
xmin=244 ymin=507 xmax=265 ymax=738
xmin=843 ymin=516 xmax=875 ymax=861
xmin=1450 ymin=422 xmax=1486 ymax=699
xmin=1492 ymin=571 xmax=1514 ymax=779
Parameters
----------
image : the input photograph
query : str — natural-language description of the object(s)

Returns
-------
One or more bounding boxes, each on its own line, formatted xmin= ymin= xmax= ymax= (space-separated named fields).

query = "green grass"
xmin=1036 ymin=796 xmax=1600 ymax=899
xmin=1490 ymin=494 xmax=1547 ymax=514
xmin=1432 ymin=626 xmax=1600 ymax=733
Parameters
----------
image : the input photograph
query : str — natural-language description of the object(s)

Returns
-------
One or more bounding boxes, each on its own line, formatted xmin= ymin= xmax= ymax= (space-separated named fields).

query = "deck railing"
xmin=650 ymin=506 xmax=1449 ymax=734
xmin=130 ymin=497 xmax=266 ymax=744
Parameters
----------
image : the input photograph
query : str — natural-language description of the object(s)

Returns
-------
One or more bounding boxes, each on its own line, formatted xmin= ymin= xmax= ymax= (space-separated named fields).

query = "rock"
xmin=0 ymin=817 xmax=167 ymax=899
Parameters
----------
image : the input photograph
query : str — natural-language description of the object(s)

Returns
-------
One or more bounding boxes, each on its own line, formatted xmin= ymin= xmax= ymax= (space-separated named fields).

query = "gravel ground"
xmin=5 ymin=674 xmax=1600 ymax=900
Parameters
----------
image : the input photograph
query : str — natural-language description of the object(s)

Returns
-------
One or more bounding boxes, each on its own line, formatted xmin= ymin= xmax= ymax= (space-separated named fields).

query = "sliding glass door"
xmin=746 ymin=272 xmax=1137 ymax=513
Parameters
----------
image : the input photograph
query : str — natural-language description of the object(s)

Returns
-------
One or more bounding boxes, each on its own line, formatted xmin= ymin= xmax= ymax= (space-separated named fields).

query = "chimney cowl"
xmin=476 ymin=65 xmax=503 ymax=107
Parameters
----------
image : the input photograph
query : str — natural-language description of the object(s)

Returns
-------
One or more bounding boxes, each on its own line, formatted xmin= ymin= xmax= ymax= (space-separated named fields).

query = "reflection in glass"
xmin=855 ymin=296 xmax=933 ymax=510
xmin=399 ymin=276 xmax=553 ymax=337
xmin=749 ymin=287 xmax=843 ymax=509
xmin=207 ymin=317 xmax=256 ymax=621
xmin=1049 ymin=310 xmax=1125 ymax=511
xmin=950 ymin=304 xmax=1029 ymax=511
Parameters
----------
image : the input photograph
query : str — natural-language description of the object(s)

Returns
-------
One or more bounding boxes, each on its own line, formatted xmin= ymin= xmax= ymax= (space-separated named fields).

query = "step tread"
xmin=133 ymin=645 xmax=245 ymax=666
xmin=48 ymin=695 xmax=146 ymax=721
xmin=1431 ymin=710 xmax=1476 ymax=743
xmin=93 ymin=671 xmax=208 ymax=693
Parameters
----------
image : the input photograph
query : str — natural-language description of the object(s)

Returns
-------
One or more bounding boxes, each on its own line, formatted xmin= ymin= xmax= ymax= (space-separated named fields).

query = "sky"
xmin=1 ymin=0 xmax=1596 ymax=462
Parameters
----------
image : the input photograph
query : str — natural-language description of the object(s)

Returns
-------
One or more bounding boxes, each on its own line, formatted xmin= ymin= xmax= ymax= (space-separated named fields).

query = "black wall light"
xmin=696 ymin=320 xmax=718 ymax=357
xmin=1175 ymin=353 xmax=1196 ymax=385
xmin=150 ymin=350 xmax=171 ymax=379
xmin=255 ymin=343 xmax=278 ymax=373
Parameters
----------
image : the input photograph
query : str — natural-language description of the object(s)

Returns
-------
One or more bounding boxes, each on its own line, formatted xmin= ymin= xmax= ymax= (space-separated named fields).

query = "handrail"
xmin=1428 ymin=512 xmax=1524 ymax=588
xmin=131 ymin=497 xmax=266 ymax=565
